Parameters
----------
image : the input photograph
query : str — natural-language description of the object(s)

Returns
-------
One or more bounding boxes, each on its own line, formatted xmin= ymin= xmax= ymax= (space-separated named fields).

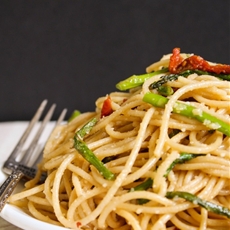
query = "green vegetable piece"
xmin=68 ymin=110 xmax=81 ymax=122
xmin=150 ymin=73 xmax=180 ymax=89
xmin=102 ymin=156 xmax=117 ymax=164
xmin=164 ymin=153 xmax=205 ymax=177
xmin=116 ymin=68 xmax=169 ymax=91
xmin=168 ymin=129 xmax=180 ymax=138
xmin=143 ymin=92 xmax=168 ymax=107
xmin=137 ymin=198 xmax=150 ymax=205
xmin=217 ymin=73 xmax=230 ymax=81
xmin=157 ymin=85 xmax=174 ymax=96
xmin=76 ymin=117 xmax=98 ymax=139
xmin=130 ymin=178 xmax=153 ymax=204
xmin=149 ymin=69 xmax=230 ymax=90
xmin=181 ymin=69 xmax=230 ymax=81
xmin=74 ymin=118 xmax=115 ymax=180
xmin=166 ymin=191 xmax=230 ymax=219
xmin=143 ymin=92 xmax=230 ymax=137
xmin=130 ymin=178 xmax=153 ymax=192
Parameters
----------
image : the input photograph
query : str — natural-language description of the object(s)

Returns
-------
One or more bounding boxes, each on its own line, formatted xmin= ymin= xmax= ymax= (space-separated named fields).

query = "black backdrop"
xmin=0 ymin=0 xmax=229 ymax=121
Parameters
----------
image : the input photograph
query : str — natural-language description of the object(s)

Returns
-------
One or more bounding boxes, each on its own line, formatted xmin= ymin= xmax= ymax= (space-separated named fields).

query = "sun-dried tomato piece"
xmin=169 ymin=48 xmax=230 ymax=74
xmin=101 ymin=96 xmax=113 ymax=118
xmin=169 ymin=47 xmax=183 ymax=73
xmin=205 ymin=62 xmax=230 ymax=74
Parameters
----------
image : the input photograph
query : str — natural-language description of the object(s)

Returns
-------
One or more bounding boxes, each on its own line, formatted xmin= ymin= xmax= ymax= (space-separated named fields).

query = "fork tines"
xmin=2 ymin=100 xmax=67 ymax=175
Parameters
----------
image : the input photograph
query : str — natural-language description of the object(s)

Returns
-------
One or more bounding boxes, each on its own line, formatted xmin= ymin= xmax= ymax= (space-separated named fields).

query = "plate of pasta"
xmin=0 ymin=48 xmax=230 ymax=230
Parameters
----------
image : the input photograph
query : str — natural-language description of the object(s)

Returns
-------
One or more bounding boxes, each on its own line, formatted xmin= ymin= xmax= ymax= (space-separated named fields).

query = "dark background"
xmin=0 ymin=0 xmax=229 ymax=121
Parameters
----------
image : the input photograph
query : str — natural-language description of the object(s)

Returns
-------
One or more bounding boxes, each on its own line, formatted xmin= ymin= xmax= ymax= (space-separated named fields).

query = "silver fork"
xmin=0 ymin=100 xmax=67 ymax=212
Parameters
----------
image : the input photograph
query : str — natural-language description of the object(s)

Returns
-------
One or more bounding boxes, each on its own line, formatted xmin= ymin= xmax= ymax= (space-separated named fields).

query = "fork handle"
xmin=0 ymin=170 xmax=24 ymax=212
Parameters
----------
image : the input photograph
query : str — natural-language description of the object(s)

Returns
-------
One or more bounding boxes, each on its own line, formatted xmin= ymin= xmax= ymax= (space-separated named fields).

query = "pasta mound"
xmin=10 ymin=49 xmax=230 ymax=230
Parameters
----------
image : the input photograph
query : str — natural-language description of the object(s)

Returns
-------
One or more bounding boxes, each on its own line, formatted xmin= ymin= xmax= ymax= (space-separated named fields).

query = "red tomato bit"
xmin=169 ymin=47 xmax=183 ymax=73
xmin=169 ymin=48 xmax=230 ymax=74
xmin=76 ymin=222 xmax=82 ymax=228
xmin=101 ymin=96 xmax=113 ymax=118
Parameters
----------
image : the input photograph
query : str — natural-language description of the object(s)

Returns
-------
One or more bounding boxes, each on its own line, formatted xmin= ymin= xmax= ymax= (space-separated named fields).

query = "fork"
xmin=0 ymin=100 xmax=67 ymax=212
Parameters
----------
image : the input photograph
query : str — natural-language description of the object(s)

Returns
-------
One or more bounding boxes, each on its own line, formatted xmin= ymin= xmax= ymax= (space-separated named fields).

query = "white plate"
xmin=0 ymin=122 xmax=68 ymax=230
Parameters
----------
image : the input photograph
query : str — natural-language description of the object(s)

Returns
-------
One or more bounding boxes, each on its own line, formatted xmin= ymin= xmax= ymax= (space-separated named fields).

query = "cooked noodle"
xmin=9 ymin=50 xmax=230 ymax=230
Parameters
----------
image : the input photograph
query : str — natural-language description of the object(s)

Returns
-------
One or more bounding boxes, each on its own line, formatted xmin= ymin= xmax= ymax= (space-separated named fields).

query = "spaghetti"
xmin=9 ymin=48 xmax=230 ymax=230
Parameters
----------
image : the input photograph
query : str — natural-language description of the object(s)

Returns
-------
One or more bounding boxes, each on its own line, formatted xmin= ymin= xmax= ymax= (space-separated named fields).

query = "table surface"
xmin=0 ymin=217 xmax=21 ymax=230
